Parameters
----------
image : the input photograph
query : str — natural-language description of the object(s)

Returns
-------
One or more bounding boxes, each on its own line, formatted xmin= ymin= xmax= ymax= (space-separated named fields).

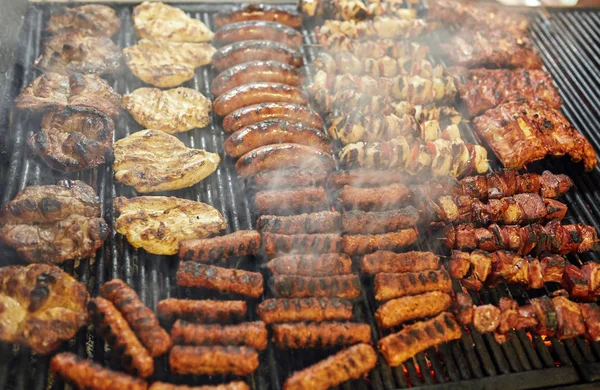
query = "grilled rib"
xmin=256 ymin=297 xmax=354 ymax=324
xmin=339 ymin=183 xmax=410 ymax=211
xmin=375 ymin=291 xmax=453 ymax=328
xmin=169 ymin=346 xmax=258 ymax=376
xmin=342 ymin=207 xmax=419 ymax=234
xmin=360 ymin=251 xmax=440 ymax=274
xmin=157 ymin=299 xmax=246 ymax=324
xmin=272 ymin=322 xmax=372 ymax=349
xmin=342 ymin=229 xmax=418 ymax=256
xmin=262 ymin=233 xmax=342 ymax=257
xmin=176 ymin=262 xmax=263 ymax=298
xmin=254 ymin=187 xmax=329 ymax=215
xmin=179 ymin=230 xmax=261 ymax=263
xmin=256 ymin=211 xmax=341 ymax=234
xmin=171 ymin=320 xmax=267 ymax=351
xmin=273 ymin=274 xmax=361 ymax=299
xmin=267 ymin=254 xmax=353 ymax=276
xmin=374 ymin=269 xmax=452 ymax=301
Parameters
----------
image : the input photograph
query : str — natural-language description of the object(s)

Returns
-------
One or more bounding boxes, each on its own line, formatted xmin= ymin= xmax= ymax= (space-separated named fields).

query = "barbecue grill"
xmin=1 ymin=1 xmax=600 ymax=389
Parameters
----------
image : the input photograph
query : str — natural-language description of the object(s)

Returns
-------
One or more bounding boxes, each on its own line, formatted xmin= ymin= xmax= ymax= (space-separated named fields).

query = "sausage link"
xmin=339 ymin=183 xmax=410 ymax=211
xmin=157 ymin=299 xmax=247 ymax=324
xmin=251 ymin=169 xmax=328 ymax=189
xmin=223 ymin=103 xmax=323 ymax=133
xmin=272 ymin=322 xmax=372 ymax=349
xmin=256 ymin=297 xmax=354 ymax=324
xmin=262 ymin=233 xmax=342 ymax=257
xmin=87 ymin=298 xmax=154 ymax=378
xmin=212 ymin=61 xmax=303 ymax=97
xmin=169 ymin=346 xmax=259 ymax=376
xmin=374 ymin=269 xmax=453 ymax=301
xmin=214 ymin=21 xmax=303 ymax=48
xmin=360 ymin=251 xmax=440 ymax=274
xmin=214 ymin=4 xmax=302 ymax=28
xmin=171 ymin=320 xmax=267 ymax=350
xmin=179 ymin=230 xmax=261 ymax=263
xmin=212 ymin=40 xmax=302 ymax=71
xmin=255 ymin=187 xmax=329 ymax=215
xmin=267 ymin=254 xmax=352 ymax=276
xmin=149 ymin=381 xmax=249 ymax=390
xmin=342 ymin=229 xmax=418 ymax=256
xmin=273 ymin=274 xmax=361 ymax=299
xmin=257 ymin=211 xmax=341 ymax=234
xmin=100 ymin=279 xmax=172 ymax=357
xmin=214 ymin=83 xmax=308 ymax=116
xmin=375 ymin=291 xmax=453 ymax=328
xmin=327 ymin=170 xmax=411 ymax=189
xmin=342 ymin=207 xmax=419 ymax=234
xmin=177 ymin=262 xmax=264 ymax=298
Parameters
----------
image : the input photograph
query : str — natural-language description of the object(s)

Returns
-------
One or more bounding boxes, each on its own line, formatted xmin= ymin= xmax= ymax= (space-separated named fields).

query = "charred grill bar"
xmin=1 ymin=2 xmax=600 ymax=390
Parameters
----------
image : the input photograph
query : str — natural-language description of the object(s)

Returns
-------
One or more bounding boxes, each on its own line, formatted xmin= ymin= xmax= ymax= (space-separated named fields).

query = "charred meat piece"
xmin=273 ymin=274 xmax=361 ymax=299
xmin=28 ymin=106 xmax=113 ymax=172
xmin=375 ymin=291 xmax=452 ymax=328
xmin=378 ymin=312 xmax=462 ymax=366
xmin=0 ymin=180 xmax=107 ymax=264
xmin=272 ymin=322 xmax=371 ymax=349
xmin=267 ymin=254 xmax=352 ymax=276
xmin=454 ymin=68 xmax=561 ymax=117
xmin=255 ymin=187 xmax=329 ymax=215
xmin=473 ymin=101 xmax=597 ymax=171
xmin=214 ymin=4 xmax=302 ymax=28
xmin=526 ymin=296 xmax=558 ymax=337
xmin=472 ymin=304 xmax=501 ymax=333
xmin=51 ymin=353 xmax=147 ymax=390
xmin=580 ymin=303 xmax=600 ymax=342
xmin=157 ymin=299 xmax=246 ymax=324
xmin=251 ymin=169 xmax=328 ymax=189
xmin=283 ymin=343 xmax=377 ymax=390
xmin=374 ymin=269 xmax=452 ymax=301
xmin=88 ymin=297 xmax=154 ymax=378
xmin=256 ymin=211 xmax=341 ymax=234
xmin=342 ymin=207 xmax=419 ymax=234
xmin=327 ymin=169 xmax=410 ymax=189
xmin=361 ymin=251 xmax=440 ymax=274
xmin=256 ymin=297 xmax=353 ymax=324
xmin=453 ymin=293 xmax=475 ymax=326
xmin=100 ymin=279 xmax=171 ymax=357
xmin=342 ymin=229 xmax=418 ymax=256
xmin=67 ymin=73 xmax=121 ymax=116
xmin=0 ymin=264 xmax=89 ymax=354
xmin=564 ymin=265 xmax=594 ymax=301
xmin=47 ymin=5 xmax=120 ymax=37
xmin=14 ymin=73 xmax=70 ymax=112
xmin=339 ymin=183 xmax=410 ymax=211
xmin=169 ymin=346 xmax=258 ymax=376
xmin=322 ymin=38 xmax=428 ymax=60
xmin=262 ymin=233 xmax=342 ymax=257
xmin=542 ymin=255 xmax=569 ymax=284
xmin=552 ymin=296 xmax=586 ymax=339
xmin=132 ymin=2 xmax=213 ymax=42
xmin=177 ymin=262 xmax=263 ymax=298
xmin=179 ymin=230 xmax=261 ymax=263
xmin=171 ymin=320 xmax=267 ymax=351
xmin=149 ymin=382 xmax=249 ymax=390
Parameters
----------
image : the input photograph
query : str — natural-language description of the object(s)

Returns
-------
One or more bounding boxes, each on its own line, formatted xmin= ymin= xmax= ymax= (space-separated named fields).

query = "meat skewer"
xmin=179 ymin=230 xmax=261 ymax=263
xmin=321 ymin=37 xmax=429 ymax=60
xmin=254 ymin=187 xmax=329 ymax=215
xmin=316 ymin=17 xmax=431 ymax=42
xmin=257 ymin=211 xmax=341 ymax=234
xmin=177 ymin=262 xmax=264 ymax=298
xmin=273 ymin=274 xmax=361 ymax=299
xmin=157 ymin=299 xmax=247 ymax=324
xmin=171 ymin=320 xmax=268 ymax=351
xmin=272 ymin=322 xmax=372 ymax=349
xmin=169 ymin=346 xmax=259 ymax=376
xmin=339 ymin=183 xmax=410 ymax=211
xmin=262 ymin=233 xmax=342 ymax=257
xmin=342 ymin=229 xmax=418 ymax=256
xmin=256 ymin=297 xmax=354 ymax=324
xmin=360 ymin=251 xmax=440 ymax=275
xmin=374 ymin=269 xmax=453 ymax=301
xmin=342 ymin=207 xmax=419 ymax=234
xmin=267 ymin=254 xmax=353 ymax=276
xmin=375 ymin=291 xmax=453 ymax=328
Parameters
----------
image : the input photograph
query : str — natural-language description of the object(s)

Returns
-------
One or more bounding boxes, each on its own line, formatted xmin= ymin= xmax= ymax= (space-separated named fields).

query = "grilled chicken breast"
xmin=122 ymin=87 xmax=211 ymax=133
xmin=133 ymin=1 xmax=214 ymax=42
xmin=113 ymin=129 xmax=220 ymax=193
xmin=114 ymin=196 xmax=226 ymax=255
xmin=47 ymin=5 xmax=121 ymax=37
xmin=123 ymin=39 xmax=216 ymax=88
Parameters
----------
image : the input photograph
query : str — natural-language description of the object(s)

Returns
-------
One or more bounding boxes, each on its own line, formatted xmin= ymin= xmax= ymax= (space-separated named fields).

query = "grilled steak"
xmin=47 ymin=5 xmax=120 ymax=37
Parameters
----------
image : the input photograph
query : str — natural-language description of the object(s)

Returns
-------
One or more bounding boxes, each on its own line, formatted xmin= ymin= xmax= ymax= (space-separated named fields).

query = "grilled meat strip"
xmin=51 ymin=353 xmax=147 ymax=390
xmin=376 ymin=291 xmax=453 ymax=328
xmin=169 ymin=346 xmax=258 ymax=376
xmin=149 ymin=382 xmax=250 ymax=390
xmin=100 ymin=279 xmax=171 ymax=357
xmin=454 ymin=68 xmax=561 ymax=117
xmin=262 ymin=233 xmax=342 ymax=257
xmin=361 ymin=251 xmax=440 ymax=274
xmin=47 ymin=5 xmax=121 ymax=37
xmin=378 ymin=312 xmax=462 ymax=366
xmin=342 ymin=229 xmax=418 ymax=256
xmin=342 ymin=207 xmax=419 ymax=234
xmin=444 ymin=221 xmax=599 ymax=255
xmin=273 ymin=274 xmax=361 ymax=299
xmin=171 ymin=320 xmax=268 ymax=351
xmin=374 ymin=269 xmax=452 ymax=301
xmin=255 ymin=187 xmax=329 ymax=215
xmin=179 ymin=230 xmax=261 ymax=263
xmin=157 ymin=299 xmax=246 ymax=324
xmin=316 ymin=17 xmax=430 ymax=41
xmin=473 ymin=101 xmax=597 ymax=171
xmin=256 ymin=297 xmax=353 ymax=324
xmin=88 ymin=297 xmax=154 ymax=378
xmin=283 ymin=343 xmax=378 ymax=390
xmin=257 ymin=211 xmax=341 ymax=234
xmin=267 ymin=254 xmax=352 ymax=276
xmin=251 ymin=169 xmax=328 ymax=189
xmin=339 ymin=183 xmax=410 ymax=211
xmin=177 ymin=262 xmax=264 ymax=298
xmin=272 ymin=322 xmax=372 ymax=349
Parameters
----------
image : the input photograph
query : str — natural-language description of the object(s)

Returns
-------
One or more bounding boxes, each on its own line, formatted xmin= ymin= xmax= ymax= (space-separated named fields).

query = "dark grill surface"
xmin=1 ymin=3 xmax=600 ymax=390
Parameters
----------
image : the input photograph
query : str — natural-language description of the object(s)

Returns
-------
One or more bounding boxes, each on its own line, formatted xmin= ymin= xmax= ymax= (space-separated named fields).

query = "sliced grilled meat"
xmin=157 ymin=299 xmax=246 ymax=324
xmin=256 ymin=297 xmax=353 ymax=324
xmin=273 ymin=274 xmax=361 ymax=299
xmin=257 ymin=211 xmax=341 ymax=234
xmin=255 ymin=187 xmax=329 ymax=215
xmin=374 ymin=269 xmax=452 ymax=301
xmin=342 ymin=207 xmax=419 ymax=234
xmin=169 ymin=346 xmax=258 ymax=376
xmin=360 ymin=251 xmax=440 ymax=274
xmin=272 ymin=322 xmax=372 ymax=349
xmin=177 ymin=262 xmax=263 ymax=298
xmin=375 ymin=291 xmax=453 ymax=328
xmin=171 ymin=320 xmax=267 ymax=350
xmin=342 ymin=229 xmax=418 ymax=256
xmin=267 ymin=254 xmax=352 ymax=276
xmin=179 ymin=230 xmax=261 ymax=263
xmin=262 ymin=233 xmax=342 ymax=257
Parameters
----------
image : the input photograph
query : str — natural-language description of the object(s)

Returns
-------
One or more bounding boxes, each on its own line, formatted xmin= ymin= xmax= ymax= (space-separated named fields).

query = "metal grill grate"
xmin=1 ymin=3 xmax=600 ymax=390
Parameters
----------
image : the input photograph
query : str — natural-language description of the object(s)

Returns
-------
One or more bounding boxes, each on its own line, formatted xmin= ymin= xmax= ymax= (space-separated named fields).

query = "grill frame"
xmin=0 ymin=2 xmax=600 ymax=390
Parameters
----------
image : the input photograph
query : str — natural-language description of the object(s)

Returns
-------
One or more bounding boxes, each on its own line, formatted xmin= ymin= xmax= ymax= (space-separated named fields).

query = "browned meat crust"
xmin=374 ymin=269 xmax=452 ymax=301
xmin=100 ymin=279 xmax=172 ymax=357
xmin=361 ymin=251 xmax=440 ymax=274
xmin=256 ymin=297 xmax=353 ymax=324
xmin=67 ymin=73 xmax=121 ymax=116
xmin=255 ymin=187 xmax=329 ymax=215
xmin=267 ymin=254 xmax=352 ymax=276
xmin=51 ymin=353 xmax=147 ymax=390
xmin=342 ymin=229 xmax=418 ymax=256
xmin=214 ymin=4 xmax=302 ymax=28
xmin=177 ymin=262 xmax=264 ymax=298
xmin=149 ymin=382 xmax=250 ymax=390
xmin=257 ymin=211 xmax=341 ymax=234
xmin=251 ymin=169 xmax=328 ymax=189
xmin=157 ymin=299 xmax=247 ymax=324
xmin=339 ymin=183 xmax=410 ymax=211
xmin=47 ymin=5 xmax=121 ymax=37
xmin=273 ymin=274 xmax=360 ymax=299
xmin=580 ymin=303 xmax=600 ymax=342
xmin=171 ymin=320 xmax=267 ymax=350
xmin=179 ymin=230 xmax=261 ymax=262
xmin=342 ymin=207 xmax=419 ymax=234
xmin=169 ymin=346 xmax=259 ymax=376
xmin=375 ymin=291 xmax=453 ymax=328
xmin=272 ymin=322 xmax=371 ymax=349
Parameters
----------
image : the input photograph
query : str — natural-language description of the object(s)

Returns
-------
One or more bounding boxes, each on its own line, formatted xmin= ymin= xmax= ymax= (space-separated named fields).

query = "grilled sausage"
xmin=214 ymin=4 xmax=302 ymax=28
xmin=100 ymin=279 xmax=172 ymax=357
xmin=262 ymin=232 xmax=342 ymax=257
xmin=342 ymin=229 xmax=418 ymax=256
xmin=225 ymin=119 xmax=331 ymax=158
xmin=374 ymin=269 xmax=453 ymax=301
xmin=342 ymin=207 xmax=419 ymax=234
xmin=375 ymin=291 xmax=453 ymax=328
xmin=327 ymin=170 xmax=411 ymax=189
xmin=267 ymin=254 xmax=352 ymax=276
xmin=51 ymin=352 xmax=148 ymax=390
xmin=256 ymin=297 xmax=354 ymax=324
xmin=171 ymin=320 xmax=268 ymax=350
xmin=212 ymin=61 xmax=303 ymax=97
xmin=339 ymin=183 xmax=410 ymax=211
xmin=257 ymin=211 xmax=340 ymax=234
xmin=149 ymin=382 xmax=249 ymax=390
xmin=283 ymin=343 xmax=378 ymax=390
xmin=177 ymin=262 xmax=264 ymax=298
xmin=179 ymin=230 xmax=261 ymax=263
xmin=251 ymin=169 xmax=328 ymax=189
xmin=88 ymin=298 xmax=154 ymax=378
xmin=169 ymin=346 xmax=258 ymax=376
xmin=273 ymin=274 xmax=361 ymax=299
xmin=212 ymin=40 xmax=303 ymax=71
xmin=360 ymin=251 xmax=440 ymax=274
xmin=223 ymin=103 xmax=323 ymax=133
xmin=214 ymin=83 xmax=308 ymax=116
xmin=272 ymin=322 xmax=372 ymax=349
xmin=378 ymin=312 xmax=462 ymax=367
xmin=214 ymin=21 xmax=303 ymax=48
xmin=255 ymin=187 xmax=329 ymax=215
xmin=157 ymin=299 xmax=247 ymax=324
